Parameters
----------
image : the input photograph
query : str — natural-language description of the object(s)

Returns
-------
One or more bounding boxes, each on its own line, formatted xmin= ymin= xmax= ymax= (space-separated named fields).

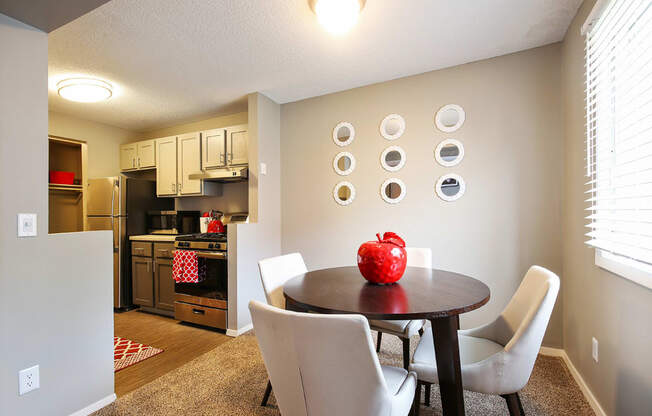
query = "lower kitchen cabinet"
xmin=132 ymin=256 xmax=154 ymax=307
xmin=154 ymin=257 xmax=175 ymax=311
xmin=131 ymin=241 xmax=175 ymax=316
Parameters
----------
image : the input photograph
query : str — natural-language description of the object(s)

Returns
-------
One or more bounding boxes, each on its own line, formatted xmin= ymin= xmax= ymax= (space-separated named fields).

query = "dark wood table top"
xmin=283 ymin=266 xmax=490 ymax=320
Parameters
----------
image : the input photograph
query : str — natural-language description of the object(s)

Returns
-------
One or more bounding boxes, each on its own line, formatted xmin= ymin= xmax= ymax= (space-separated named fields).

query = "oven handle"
xmin=172 ymin=250 xmax=227 ymax=259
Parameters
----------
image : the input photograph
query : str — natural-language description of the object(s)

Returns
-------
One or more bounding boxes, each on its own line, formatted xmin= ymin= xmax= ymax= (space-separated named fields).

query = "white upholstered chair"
xmin=249 ymin=300 xmax=418 ymax=416
xmin=257 ymin=252 xmax=308 ymax=406
xmin=370 ymin=247 xmax=433 ymax=369
xmin=409 ymin=266 xmax=560 ymax=416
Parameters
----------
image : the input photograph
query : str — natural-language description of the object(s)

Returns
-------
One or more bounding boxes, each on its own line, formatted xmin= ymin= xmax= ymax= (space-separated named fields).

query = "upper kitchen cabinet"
xmin=156 ymin=136 xmax=178 ymax=196
xmin=201 ymin=124 xmax=248 ymax=169
xmin=177 ymin=132 xmax=202 ymax=195
xmin=202 ymin=128 xmax=227 ymax=169
xmin=155 ymin=134 xmax=220 ymax=197
xmin=226 ymin=124 xmax=248 ymax=166
xmin=120 ymin=139 xmax=156 ymax=171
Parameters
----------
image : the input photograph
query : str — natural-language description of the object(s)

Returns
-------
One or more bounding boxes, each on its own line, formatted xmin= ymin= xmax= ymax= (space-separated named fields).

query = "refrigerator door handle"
xmin=111 ymin=182 xmax=118 ymax=251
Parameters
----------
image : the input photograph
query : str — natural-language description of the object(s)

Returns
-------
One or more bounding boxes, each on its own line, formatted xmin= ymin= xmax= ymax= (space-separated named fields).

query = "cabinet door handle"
xmin=171 ymin=183 xmax=175 ymax=192
xmin=132 ymin=158 xmax=135 ymax=168
xmin=138 ymin=157 xmax=141 ymax=168
xmin=192 ymin=308 xmax=205 ymax=315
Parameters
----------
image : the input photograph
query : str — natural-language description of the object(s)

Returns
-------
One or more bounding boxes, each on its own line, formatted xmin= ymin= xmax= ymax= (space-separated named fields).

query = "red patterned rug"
xmin=114 ymin=336 xmax=163 ymax=372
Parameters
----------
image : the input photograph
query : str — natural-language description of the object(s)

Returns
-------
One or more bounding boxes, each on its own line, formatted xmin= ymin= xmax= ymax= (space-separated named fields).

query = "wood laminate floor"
xmin=114 ymin=310 xmax=231 ymax=397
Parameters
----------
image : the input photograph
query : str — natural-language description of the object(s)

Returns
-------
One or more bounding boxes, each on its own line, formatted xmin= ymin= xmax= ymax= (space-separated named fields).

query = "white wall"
xmin=280 ymin=44 xmax=564 ymax=347
xmin=1 ymin=13 xmax=114 ymax=415
xmin=561 ymin=1 xmax=652 ymax=414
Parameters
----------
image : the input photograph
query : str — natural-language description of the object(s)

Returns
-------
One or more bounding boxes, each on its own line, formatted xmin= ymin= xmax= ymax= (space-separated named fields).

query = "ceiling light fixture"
xmin=57 ymin=77 xmax=113 ymax=103
xmin=310 ymin=0 xmax=366 ymax=35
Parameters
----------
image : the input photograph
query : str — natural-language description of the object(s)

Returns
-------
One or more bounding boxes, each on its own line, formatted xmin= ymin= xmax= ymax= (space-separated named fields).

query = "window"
xmin=584 ymin=0 xmax=652 ymax=289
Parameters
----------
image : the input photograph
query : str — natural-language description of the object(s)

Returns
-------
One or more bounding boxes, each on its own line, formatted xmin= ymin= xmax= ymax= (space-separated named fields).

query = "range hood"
xmin=189 ymin=167 xmax=248 ymax=182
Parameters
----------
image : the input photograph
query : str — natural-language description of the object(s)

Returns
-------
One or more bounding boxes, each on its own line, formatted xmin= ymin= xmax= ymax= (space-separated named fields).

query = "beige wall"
xmin=48 ymin=110 xmax=139 ymax=178
xmin=141 ymin=111 xmax=248 ymax=139
xmin=1 ymin=13 xmax=114 ymax=415
xmin=561 ymin=1 xmax=652 ymax=414
xmin=280 ymin=44 xmax=564 ymax=347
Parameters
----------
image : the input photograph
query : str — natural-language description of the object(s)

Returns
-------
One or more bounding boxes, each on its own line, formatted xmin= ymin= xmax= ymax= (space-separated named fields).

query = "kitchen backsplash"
xmin=174 ymin=181 xmax=248 ymax=213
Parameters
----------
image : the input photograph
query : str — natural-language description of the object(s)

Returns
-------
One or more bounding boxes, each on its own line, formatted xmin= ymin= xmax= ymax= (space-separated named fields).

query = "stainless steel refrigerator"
xmin=87 ymin=176 xmax=173 ymax=309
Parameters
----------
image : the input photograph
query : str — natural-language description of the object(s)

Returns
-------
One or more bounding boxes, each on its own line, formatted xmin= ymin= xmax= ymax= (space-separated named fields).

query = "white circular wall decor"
xmin=435 ymin=104 xmax=465 ymax=133
xmin=333 ymin=152 xmax=356 ymax=176
xmin=380 ymin=145 xmax=406 ymax=172
xmin=333 ymin=121 xmax=355 ymax=146
xmin=333 ymin=181 xmax=356 ymax=205
xmin=379 ymin=114 xmax=406 ymax=140
xmin=380 ymin=178 xmax=406 ymax=204
xmin=434 ymin=138 xmax=465 ymax=167
xmin=435 ymin=173 xmax=466 ymax=202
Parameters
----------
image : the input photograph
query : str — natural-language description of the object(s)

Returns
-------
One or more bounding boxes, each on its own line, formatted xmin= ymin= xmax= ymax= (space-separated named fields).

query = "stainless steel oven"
xmin=173 ymin=234 xmax=228 ymax=330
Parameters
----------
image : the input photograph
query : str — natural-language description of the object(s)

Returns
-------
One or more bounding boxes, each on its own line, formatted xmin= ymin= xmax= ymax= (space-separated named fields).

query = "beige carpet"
xmin=95 ymin=332 xmax=594 ymax=416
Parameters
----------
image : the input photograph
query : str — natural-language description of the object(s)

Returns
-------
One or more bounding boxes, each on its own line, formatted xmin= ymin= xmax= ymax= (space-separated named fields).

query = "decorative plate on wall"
xmin=333 ymin=121 xmax=355 ymax=146
xmin=380 ymin=145 xmax=406 ymax=172
xmin=380 ymin=178 xmax=406 ymax=204
xmin=435 ymin=173 xmax=466 ymax=202
xmin=333 ymin=181 xmax=356 ymax=205
xmin=380 ymin=114 xmax=406 ymax=140
xmin=434 ymin=138 xmax=464 ymax=167
xmin=435 ymin=104 xmax=465 ymax=133
xmin=333 ymin=151 xmax=356 ymax=176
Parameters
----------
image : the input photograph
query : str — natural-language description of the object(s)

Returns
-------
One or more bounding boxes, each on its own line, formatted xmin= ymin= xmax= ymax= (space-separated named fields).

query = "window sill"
xmin=595 ymin=250 xmax=652 ymax=290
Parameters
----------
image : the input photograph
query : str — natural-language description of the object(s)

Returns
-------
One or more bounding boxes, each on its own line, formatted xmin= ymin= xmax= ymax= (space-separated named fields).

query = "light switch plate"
xmin=260 ymin=162 xmax=267 ymax=175
xmin=17 ymin=213 xmax=37 ymax=237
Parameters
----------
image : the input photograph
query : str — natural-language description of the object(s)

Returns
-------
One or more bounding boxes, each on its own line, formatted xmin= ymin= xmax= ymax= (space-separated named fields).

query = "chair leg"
xmin=376 ymin=331 xmax=383 ymax=352
xmin=424 ymin=383 xmax=431 ymax=407
xmin=412 ymin=382 xmax=422 ymax=416
xmin=260 ymin=380 xmax=272 ymax=407
xmin=501 ymin=392 xmax=525 ymax=416
xmin=402 ymin=337 xmax=410 ymax=370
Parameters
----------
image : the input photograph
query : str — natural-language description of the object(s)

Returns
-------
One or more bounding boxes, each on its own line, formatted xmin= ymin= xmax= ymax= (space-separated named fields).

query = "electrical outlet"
xmin=592 ymin=337 xmax=599 ymax=363
xmin=19 ymin=365 xmax=40 ymax=395
xmin=260 ymin=162 xmax=267 ymax=175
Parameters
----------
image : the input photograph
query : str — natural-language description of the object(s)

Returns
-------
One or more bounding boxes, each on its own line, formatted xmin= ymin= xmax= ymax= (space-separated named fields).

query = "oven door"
xmin=174 ymin=250 xmax=228 ymax=308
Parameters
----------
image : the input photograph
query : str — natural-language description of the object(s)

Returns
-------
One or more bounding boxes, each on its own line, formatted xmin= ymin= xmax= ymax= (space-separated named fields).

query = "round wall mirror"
xmin=435 ymin=174 xmax=466 ymax=202
xmin=380 ymin=145 xmax=406 ymax=172
xmin=380 ymin=178 xmax=406 ymax=204
xmin=333 ymin=152 xmax=356 ymax=176
xmin=380 ymin=114 xmax=406 ymax=140
xmin=435 ymin=139 xmax=465 ymax=167
xmin=435 ymin=104 xmax=465 ymax=132
xmin=333 ymin=181 xmax=356 ymax=205
xmin=333 ymin=122 xmax=355 ymax=146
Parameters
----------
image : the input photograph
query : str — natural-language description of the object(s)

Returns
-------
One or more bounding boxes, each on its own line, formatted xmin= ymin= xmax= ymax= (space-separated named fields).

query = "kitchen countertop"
xmin=129 ymin=234 xmax=189 ymax=242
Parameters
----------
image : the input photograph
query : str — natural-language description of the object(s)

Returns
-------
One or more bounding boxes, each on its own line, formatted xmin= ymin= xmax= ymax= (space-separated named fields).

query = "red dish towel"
xmin=173 ymin=250 xmax=203 ymax=283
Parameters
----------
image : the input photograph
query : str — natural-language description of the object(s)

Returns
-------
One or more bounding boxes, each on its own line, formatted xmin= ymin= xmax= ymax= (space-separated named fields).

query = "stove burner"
xmin=176 ymin=233 xmax=227 ymax=243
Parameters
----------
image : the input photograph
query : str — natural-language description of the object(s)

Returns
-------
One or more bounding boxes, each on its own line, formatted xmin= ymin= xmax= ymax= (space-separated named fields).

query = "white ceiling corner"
xmin=48 ymin=0 xmax=582 ymax=132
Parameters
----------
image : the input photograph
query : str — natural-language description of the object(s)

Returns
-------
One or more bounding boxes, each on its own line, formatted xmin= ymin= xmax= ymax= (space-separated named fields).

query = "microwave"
xmin=147 ymin=210 xmax=200 ymax=235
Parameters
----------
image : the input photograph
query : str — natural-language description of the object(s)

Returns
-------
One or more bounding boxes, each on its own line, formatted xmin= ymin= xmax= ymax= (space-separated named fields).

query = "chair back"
xmin=496 ymin=266 xmax=560 ymax=390
xmin=258 ymin=253 xmax=307 ymax=308
xmin=249 ymin=301 xmax=307 ymax=416
xmin=405 ymin=247 xmax=432 ymax=268
xmin=249 ymin=300 xmax=394 ymax=416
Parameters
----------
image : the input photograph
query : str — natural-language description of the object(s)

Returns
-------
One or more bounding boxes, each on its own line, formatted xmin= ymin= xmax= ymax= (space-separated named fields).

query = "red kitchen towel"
xmin=173 ymin=250 xmax=203 ymax=283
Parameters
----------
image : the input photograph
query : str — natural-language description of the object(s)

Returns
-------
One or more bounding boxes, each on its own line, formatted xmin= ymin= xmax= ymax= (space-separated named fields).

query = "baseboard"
xmin=226 ymin=323 xmax=253 ymax=337
xmin=539 ymin=347 xmax=607 ymax=416
xmin=69 ymin=393 xmax=116 ymax=416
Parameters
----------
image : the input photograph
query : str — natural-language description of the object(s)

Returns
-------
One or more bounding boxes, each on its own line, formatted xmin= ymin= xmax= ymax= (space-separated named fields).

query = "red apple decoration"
xmin=357 ymin=232 xmax=407 ymax=284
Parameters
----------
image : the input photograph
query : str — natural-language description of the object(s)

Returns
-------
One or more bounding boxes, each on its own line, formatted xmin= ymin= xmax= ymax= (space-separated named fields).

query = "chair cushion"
xmin=409 ymin=327 xmax=503 ymax=385
xmin=369 ymin=319 xmax=425 ymax=338
xmin=380 ymin=365 xmax=409 ymax=395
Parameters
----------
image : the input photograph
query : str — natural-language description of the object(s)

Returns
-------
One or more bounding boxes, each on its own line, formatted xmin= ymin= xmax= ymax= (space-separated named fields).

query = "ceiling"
xmin=48 ymin=0 xmax=582 ymax=132
xmin=0 ymin=0 xmax=110 ymax=32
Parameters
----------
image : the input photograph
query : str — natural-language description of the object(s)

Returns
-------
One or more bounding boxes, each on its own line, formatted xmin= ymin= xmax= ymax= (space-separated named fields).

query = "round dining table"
xmin=283 ymin=266 xmax=490 ymax=416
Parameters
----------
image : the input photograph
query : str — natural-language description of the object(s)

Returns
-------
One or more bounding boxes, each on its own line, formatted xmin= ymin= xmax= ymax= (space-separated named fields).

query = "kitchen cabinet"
xmin=226 ymin=124 xmax=248 ymax=166
xmin=156 ymin=136 xmax=178 ymax=196
xmin=132 ymin=255 xmax=154 ymax=307
xmin=177 ymin=132 xmax=202 ymax=195
xmin=120 ymin=139 xmax=156 ymax=171
xmin=201 ymin=124 xmax=248 ymax=169
xmin=155 ymin=134 xmax=220 ymax=197
xmin=120 ymin=143 xmax=137 ymax=171
xmin=131 ymin=241 xmax=175 ymax=316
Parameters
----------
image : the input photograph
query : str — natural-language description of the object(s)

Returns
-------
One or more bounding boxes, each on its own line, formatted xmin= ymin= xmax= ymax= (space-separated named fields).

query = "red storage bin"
xmin=49 ymin=170 xmax=75 ymax=185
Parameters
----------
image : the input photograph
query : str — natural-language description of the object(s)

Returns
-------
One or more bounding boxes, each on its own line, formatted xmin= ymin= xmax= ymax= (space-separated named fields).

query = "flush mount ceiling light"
xmin=57 ymin=77 xmax=113 ymax=103
xmin=309 ymin=0 xmax=366 ymax=35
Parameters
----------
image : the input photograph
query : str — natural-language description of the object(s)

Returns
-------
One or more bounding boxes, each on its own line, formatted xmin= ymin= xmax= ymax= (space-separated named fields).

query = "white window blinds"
xmin=585 ymin=0 xmax=652 ymax=270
